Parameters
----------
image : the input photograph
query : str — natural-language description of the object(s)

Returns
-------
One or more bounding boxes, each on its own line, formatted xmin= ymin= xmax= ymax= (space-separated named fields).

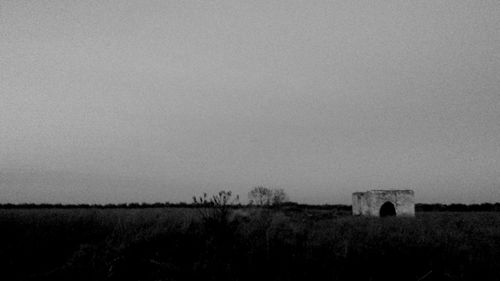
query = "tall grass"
xmin=0 ymin=208 xmax=499 ymax=280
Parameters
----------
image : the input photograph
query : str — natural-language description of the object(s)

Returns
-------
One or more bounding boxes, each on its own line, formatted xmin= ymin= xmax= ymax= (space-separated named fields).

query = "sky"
xmin=0 ymin=0 xmax=499 ymax=204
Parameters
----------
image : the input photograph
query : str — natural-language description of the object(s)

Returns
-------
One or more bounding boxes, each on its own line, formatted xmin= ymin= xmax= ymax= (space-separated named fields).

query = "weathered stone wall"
xmin=352 ymin=192 xmax=371 ymax=216
xmin=352 ymin=190 xmax=415 ymax=217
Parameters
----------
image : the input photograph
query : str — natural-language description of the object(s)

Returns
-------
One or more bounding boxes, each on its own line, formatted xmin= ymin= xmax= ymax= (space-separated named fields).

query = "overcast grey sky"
xmin=1 ymin=0 xmax=499 ymax=204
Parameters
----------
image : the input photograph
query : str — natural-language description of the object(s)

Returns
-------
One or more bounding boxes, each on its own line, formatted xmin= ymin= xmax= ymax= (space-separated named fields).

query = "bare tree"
xmin=271 ymin=188 xmax=289 ymax=206
xmin=248 ymin=186 xmax=288 ymax=206
xmin=248 ymin=186 xmax=272 ymax=205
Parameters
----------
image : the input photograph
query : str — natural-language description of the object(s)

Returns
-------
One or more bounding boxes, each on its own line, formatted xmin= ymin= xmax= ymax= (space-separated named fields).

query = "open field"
xmin=0 ymin=208 xmax=499 ymax=281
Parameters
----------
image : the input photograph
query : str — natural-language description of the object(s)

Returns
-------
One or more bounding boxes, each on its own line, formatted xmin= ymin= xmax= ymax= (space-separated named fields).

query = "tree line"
xmin=1 ymin=202 xmax=499 ymax=212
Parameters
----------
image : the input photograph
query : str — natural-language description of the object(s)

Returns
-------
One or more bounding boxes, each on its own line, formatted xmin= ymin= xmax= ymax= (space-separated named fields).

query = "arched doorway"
xmin=379 ymin=201 xmax=396 ymax=217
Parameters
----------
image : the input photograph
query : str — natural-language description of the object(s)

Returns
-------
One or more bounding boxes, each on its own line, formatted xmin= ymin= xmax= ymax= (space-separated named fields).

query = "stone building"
xmin=352 ymin=190 xmax=415 ymax=217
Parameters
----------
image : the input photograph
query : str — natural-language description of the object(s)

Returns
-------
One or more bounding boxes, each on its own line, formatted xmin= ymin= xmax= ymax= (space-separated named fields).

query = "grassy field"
xmin=0 ymin=208 xmax=499 ymax=281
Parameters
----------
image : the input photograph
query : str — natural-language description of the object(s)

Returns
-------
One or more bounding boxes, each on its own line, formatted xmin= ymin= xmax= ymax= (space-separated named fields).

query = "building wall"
xmin=352 ymin=190 xmax=415 ymax=217
xmin=393 ymin=190 xmax=415 ymax=216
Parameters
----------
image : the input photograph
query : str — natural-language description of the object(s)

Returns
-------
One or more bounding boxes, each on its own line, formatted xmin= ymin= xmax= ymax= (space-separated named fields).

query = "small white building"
xmin=352 ymin=190 xmax=415 ymax=217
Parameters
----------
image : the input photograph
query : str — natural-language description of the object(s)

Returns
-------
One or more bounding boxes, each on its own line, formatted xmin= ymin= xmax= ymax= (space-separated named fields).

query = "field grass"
xmin=0 ymin=208 xmax=499 ymax=281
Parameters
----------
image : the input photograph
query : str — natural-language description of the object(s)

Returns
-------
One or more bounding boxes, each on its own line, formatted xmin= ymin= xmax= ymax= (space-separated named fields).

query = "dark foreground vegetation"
xmin=0 ymin=206 xmax=499 ymax=281
xmin=2 ymin=202 xmax=500 ymax=212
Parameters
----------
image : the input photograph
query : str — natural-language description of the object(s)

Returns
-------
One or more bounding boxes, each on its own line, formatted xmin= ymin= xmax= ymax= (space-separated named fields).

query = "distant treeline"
xmin=0 ymin=201 xmax=499 ymax=211
xmin=0 ymin=202 xmax=350 ymax=211
xmin=415 ymin=203 xmax=500 ymax=212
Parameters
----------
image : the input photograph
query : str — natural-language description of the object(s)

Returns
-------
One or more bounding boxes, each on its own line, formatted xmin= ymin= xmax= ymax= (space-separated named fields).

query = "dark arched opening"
xmin=380 ymin=201 xmax=396 ymax=217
